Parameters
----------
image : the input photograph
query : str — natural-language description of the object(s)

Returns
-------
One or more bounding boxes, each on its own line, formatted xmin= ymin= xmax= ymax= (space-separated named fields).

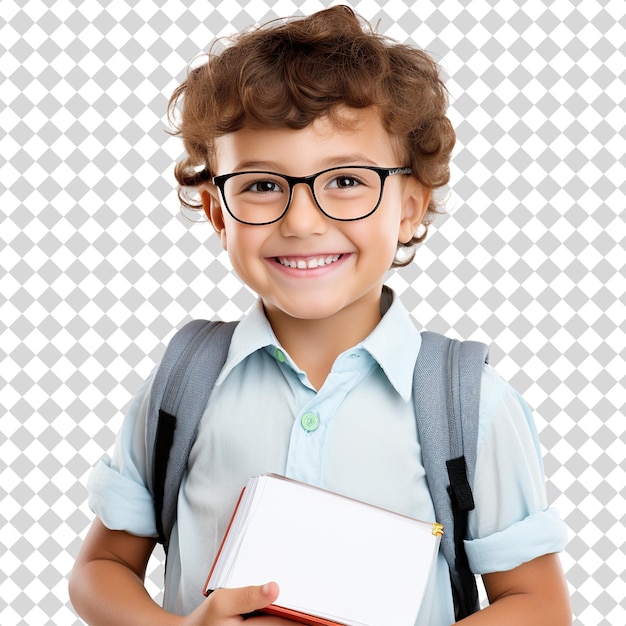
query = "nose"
xmin=279 ymin=182 xmax=328 ymax=237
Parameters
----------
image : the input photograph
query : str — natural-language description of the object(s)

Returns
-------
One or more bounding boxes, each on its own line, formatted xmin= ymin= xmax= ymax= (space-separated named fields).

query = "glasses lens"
xmin=221 ymin=167 xmax=384 ymax=224
xmin=313 ymin=168 xmax=382 ymax=220
xmin=222 ymin=173 xmax=289 ymax=224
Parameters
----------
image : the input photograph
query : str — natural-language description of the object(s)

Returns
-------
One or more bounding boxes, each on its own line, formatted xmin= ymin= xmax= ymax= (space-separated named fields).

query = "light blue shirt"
xmin=88 ymin=290 xmax=568 ymax=624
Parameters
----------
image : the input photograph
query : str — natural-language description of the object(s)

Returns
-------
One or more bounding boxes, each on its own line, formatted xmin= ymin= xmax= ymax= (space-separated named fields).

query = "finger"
xmin=209 ymin=582 xmax=280 ymax=618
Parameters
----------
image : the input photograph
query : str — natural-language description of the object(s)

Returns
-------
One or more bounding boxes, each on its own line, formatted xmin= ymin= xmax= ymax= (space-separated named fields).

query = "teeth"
xmin=277 ymin=255 xmax=341 ymax=269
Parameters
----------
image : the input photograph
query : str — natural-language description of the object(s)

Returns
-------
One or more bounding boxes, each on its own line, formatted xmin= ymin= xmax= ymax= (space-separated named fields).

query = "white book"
xmin=203 ymin=474 xmax=443 ymax=626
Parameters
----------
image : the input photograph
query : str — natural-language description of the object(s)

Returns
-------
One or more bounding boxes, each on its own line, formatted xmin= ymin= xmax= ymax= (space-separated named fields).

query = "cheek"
xmin=349 ymin=212 xmax=402 ymax=254
xmin=223 ymin=225 xmax=265 ymax=266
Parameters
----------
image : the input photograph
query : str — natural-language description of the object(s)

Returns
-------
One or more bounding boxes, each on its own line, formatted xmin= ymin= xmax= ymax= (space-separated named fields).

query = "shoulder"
xmin=477 ymin=364 xmax=540 ymax=454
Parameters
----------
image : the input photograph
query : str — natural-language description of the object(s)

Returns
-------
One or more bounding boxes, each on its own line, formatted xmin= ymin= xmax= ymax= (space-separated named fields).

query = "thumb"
xmin=209 ymin=582 xmax=280 ymax=618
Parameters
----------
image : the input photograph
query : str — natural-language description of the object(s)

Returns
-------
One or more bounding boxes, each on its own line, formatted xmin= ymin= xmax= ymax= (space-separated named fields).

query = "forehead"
xmin=213 ymin=107 xmax=405 ymax=174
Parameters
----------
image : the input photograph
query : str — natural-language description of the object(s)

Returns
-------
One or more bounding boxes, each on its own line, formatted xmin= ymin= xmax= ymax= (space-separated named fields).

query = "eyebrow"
xmin=231 ymin=154 xmax=379 ymax=172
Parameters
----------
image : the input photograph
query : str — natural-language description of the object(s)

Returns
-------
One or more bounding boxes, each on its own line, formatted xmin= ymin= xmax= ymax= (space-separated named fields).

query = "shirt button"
xmin=274 ymin=348 xmax=286 ymax=363
xmin=301 ymin=413 xmax=319 ymax=432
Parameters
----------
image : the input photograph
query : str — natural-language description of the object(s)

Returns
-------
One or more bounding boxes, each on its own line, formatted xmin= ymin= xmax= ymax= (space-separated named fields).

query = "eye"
xmin=326 ymin=175 xmax=363 ymax=189
xmin=244 ymin=179 xmax=283 ymax=194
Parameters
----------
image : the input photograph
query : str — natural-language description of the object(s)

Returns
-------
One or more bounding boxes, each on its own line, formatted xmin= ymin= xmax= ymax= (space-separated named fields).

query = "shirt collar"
xmin=215 ymin=299 xmax=278 ymax=384
xmin=216 ymin=288 xmax=422 ymax=400
xmin=360 ymin=288 xmax=421 ymax=402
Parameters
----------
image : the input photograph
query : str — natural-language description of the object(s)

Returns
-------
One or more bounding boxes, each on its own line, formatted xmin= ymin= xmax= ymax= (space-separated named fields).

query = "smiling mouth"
xmin=275 ymin=254 xmax=342 ymax=269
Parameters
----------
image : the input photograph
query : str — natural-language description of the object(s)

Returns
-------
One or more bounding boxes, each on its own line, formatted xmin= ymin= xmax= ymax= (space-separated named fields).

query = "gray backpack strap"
xmin=413 ymin=331 xmax=488 ymax=620
xmin=146 ymin=319 xmax=238 ymax=551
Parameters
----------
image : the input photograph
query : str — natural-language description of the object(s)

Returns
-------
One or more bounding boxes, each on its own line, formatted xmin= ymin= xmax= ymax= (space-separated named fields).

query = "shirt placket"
xmin=283 ymin=352 xmax=373 ymax=487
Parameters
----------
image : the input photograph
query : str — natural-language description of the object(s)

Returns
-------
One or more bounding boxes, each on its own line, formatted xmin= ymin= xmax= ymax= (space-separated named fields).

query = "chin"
xmin=267 ymin=299 xmax=347 ymax=322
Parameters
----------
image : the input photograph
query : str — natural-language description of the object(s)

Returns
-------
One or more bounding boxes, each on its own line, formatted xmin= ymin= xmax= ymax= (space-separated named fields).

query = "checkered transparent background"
xmin=1 ymin=0 xmax=624 ymax=624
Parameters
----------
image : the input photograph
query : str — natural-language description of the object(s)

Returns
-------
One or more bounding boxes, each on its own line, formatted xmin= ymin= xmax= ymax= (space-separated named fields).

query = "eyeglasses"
xmin=212 ymin=165 xmax=412 ymax=225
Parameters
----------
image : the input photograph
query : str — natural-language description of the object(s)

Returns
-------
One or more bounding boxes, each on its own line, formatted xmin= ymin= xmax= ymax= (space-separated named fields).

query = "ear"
xmin=398 ymin=179 xmax=432 ymax=244
xmin=200 ymin=187 xmax=228 ymax=250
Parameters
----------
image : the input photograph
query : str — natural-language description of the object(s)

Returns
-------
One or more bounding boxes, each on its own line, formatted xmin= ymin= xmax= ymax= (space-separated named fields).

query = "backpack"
xmin=145 ymin=319 xmax=488 ymax=621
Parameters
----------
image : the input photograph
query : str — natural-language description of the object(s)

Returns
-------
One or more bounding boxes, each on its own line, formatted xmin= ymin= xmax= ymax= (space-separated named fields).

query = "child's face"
xmin=201 ymin=107 xmax=430 ymax=326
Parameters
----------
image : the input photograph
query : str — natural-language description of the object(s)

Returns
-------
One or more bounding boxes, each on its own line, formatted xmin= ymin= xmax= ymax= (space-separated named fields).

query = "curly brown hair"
xmin=168 ymin=5 xmax=455 ymax=265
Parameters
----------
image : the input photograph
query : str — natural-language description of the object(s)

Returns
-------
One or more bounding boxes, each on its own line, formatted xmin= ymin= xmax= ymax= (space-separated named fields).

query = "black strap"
xmin=447 ymin=456 xmax=479 ymax=619
xmin=153 ymin=409 xmax=177 ymax=547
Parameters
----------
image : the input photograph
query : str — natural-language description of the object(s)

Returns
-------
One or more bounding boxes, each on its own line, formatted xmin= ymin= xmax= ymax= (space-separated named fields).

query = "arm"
xmin=69 ymin=517 xmax=297 ymax=626
xmin=457 ymin=553 xmax=571 ymax=626
xmin=454 ymin=368 xmax=572 ymax=624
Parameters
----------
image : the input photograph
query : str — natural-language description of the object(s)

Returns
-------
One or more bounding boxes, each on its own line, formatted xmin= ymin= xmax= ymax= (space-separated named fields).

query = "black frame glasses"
xmin=212 ymin=165 xmax=412 ymax=225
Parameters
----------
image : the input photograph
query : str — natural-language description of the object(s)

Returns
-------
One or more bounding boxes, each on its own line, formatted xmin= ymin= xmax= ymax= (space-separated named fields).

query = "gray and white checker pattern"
xmin=1 ymin=0 xmax=624 ymax=623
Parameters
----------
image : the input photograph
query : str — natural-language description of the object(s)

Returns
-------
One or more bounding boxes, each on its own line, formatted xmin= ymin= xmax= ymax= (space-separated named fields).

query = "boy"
xmin=69 ymin=6 xmax=570 ymax=625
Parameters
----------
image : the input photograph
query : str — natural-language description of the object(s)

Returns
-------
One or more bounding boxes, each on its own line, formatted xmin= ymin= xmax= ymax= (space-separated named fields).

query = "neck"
xmin=264 ymin=293 xmax=384 ymax=390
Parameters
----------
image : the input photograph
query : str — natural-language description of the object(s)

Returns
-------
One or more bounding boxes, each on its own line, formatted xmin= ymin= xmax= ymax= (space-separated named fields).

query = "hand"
xmin=70 ymin=520 xmax=299 ymax=626
xmin=180 ymin=582 xmax=299 ymax=625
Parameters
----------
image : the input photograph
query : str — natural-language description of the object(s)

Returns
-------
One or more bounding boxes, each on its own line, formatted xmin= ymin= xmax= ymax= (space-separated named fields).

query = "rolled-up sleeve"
xmin=466 ymin=366 xmax=569 ymax=574
xmin=87 ymin=373 xmax=158 ymax=538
